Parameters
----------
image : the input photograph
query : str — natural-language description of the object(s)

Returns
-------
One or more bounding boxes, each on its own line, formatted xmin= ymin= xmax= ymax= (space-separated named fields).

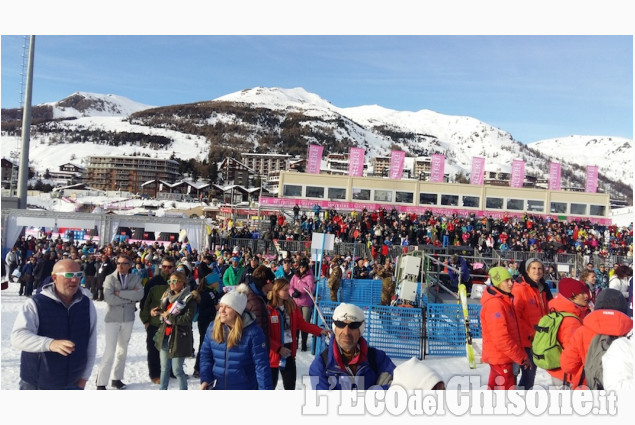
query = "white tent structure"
xmin=1 ymin=209 xmax=208 ymax=253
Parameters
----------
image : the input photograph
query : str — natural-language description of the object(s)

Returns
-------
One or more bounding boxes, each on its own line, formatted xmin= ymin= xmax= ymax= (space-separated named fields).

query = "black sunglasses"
xmin=333 ymin=320 xmax=364 ymax=330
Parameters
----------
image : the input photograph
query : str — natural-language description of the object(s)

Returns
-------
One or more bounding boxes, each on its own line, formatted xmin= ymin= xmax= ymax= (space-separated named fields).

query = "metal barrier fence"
xmin=312 ymin=301 xmax=425 ymax=360
xmin=426 ymin=303 xmax=482 ymax=357
xmin=312 ymin=276 xmax=482 ymax=359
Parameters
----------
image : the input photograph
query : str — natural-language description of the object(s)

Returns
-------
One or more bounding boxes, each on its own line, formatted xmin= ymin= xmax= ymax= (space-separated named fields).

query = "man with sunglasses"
xmin=11 ymin=259 xmax=97 ymax=389
xmin=139 ymin=256 xmax=176 ymax=383
xmin=95 ymin=254 xmax=143 ymax=390
xmin=309 ymin=303 xmax=395 ymax=390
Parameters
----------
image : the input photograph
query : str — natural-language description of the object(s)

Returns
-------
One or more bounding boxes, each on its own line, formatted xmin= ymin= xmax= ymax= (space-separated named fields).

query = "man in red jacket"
xmin=560 ymin=288 xmax=633 ymax=389
xmin=481 ymin=267 xmax=531 ymax=389
xmin=512 ymin=258 xmax=552 ymax=389
xmin=544 ymin=278 xmax=590 ymax=387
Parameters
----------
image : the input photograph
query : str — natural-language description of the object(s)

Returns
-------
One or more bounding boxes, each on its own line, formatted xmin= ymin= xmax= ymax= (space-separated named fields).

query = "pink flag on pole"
xmin=348 ymin=147 xmax=365 ymax=177
xmin=306 ymin=144 xmax=323 ymax=174
xmin=585 ymin=165 xmax=598 ymax=193
xmin=510 ymin=160 xmax=525 ymax=188
xmin=389 ymin=150 xmax=406 ymax=179
xmin=430 ymin=154 xmax=445 ymax=182
xmin=470 ymin=156 xmax=485 ymax=185
xmin=549 ymin=162 xmax=561 ymax=191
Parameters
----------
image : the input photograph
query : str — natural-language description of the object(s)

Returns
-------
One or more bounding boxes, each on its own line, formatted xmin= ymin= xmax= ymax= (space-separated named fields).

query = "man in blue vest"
xmin=11 ymin=259 xmax=97 ymax=389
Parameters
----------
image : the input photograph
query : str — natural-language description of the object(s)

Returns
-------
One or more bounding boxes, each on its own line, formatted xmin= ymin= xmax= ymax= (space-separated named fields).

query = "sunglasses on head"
xmin=333 ymin=320 xmax=364 ymax=330
xmin=55 ymin=271 xmax=84 ymax=279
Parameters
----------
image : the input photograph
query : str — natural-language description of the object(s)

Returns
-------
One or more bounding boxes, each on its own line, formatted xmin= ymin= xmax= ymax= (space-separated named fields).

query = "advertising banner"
xmin=389 ymin=150 xmax=406 ymax=179
xmin=430 ymin=154 xmax=445 ymax=182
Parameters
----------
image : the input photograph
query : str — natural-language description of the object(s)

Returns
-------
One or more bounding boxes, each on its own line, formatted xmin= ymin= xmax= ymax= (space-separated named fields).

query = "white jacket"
xmin=608 ymin=276 xmax=629 ymax=299
xmin=103 ymin=271 xmax=143 ymax=323
xmin=602 ymin=330 xmax=633 ymax=390
xmin=11 ymin=283 xmax=97 ymax=381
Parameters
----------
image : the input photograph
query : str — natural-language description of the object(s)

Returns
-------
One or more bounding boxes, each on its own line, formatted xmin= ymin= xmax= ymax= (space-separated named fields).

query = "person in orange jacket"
xmin=512 ymin=258 xmax=552 ymax=389
xmin=481 ymin=267 xmax=531 ymax=389
xmin=544 ymin=278 xmax=591 ymax=387
xmin=267 ymin=278 xmax=330 ymax=390
xmin=560 ymin=288 xmax=633 ymax=389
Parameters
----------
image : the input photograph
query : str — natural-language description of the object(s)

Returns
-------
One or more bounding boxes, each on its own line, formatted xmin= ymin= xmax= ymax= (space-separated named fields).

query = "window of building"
xmin=419 ymin=193 xmax=438 ymax=205
xmin=570 ymin=203 xmax=587 ymax=215
xmin=395 ymin=191 xmax=414 ymax=204
xmin=352 ymin=188 xmax=371 ymax=201
xmin=328 ymin=188 xmax=347 ymax=200
xmin=550 ymin=202 xmax=567 ymax=214
xmin=374 ymin=190 xmax=393 ymax=202
xmin=306 ymin=186 xmax=324 ymax=198
xmin=506 ymin=199 xmax=524 ymax=211
xmin=283 ymin=184 xmax=302 ymax=197
xmin=527 ymin=200 xmax=544 ymax=212
xmin=441 ymin=194 xmax=459 ymax=206
xmin=486 ymin=197 xmax=504 ymax=209
xmin=462 ymin=196 xmax=480 ymax=208
xmin=590 ymin=205 xmax=606 ymax=216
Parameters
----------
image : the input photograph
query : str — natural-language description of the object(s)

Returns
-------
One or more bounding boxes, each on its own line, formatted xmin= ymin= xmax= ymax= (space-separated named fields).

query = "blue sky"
xmin=1 ymin=35 xmax=632 ymax=143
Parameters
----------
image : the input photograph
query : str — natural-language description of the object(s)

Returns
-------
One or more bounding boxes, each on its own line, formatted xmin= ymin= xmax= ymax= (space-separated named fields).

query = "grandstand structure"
xmin=261 ymin=171 xmax=612 ymax=224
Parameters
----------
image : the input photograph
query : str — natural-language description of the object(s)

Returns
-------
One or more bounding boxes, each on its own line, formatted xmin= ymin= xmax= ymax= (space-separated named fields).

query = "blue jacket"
xmin=199 ymin=311 xmax=273 ymax=390
xmin=448 ymin=256 xmax=470 ymax=285
xmin=21 ymin=290 xmax=91 ymax=389
xmin=308 ymin=337 xmax=395 ymax=390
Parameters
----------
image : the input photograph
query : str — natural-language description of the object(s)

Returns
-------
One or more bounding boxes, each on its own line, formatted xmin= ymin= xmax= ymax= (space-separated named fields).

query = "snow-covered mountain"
xmin=1 ymin=88 xmax=632 ymax=199
xmin=43 ymin=91 xmax=155 ymax=118
xmin=528 ymin=136 xmax=633 ymax=187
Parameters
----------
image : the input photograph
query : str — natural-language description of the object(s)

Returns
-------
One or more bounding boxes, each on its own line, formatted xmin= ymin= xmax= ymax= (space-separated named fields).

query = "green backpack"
xmin=531 ymin=311 xmax=581 ymax=370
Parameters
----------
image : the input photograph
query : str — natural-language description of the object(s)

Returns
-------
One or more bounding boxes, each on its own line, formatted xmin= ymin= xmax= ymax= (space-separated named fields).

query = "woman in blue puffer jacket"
xmin=199 ymin=284 xmax=273 ymax=390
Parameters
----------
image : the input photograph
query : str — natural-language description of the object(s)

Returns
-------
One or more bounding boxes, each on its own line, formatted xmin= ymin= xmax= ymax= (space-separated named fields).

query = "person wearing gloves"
xmin=543 ymin=277 xmax=591 ymax=387
xmin=11 ymin=259 xmax=97 ymax=390
xmin=560 ymin=288 xmax=633 ymax=389
xmin=268 ymin=278 xmax=330 ymax=389
xmin=480 ymin=266 xmax=531 ymax=389
xmin=289 ymin=257 xmax=315 ymax=352
xmin=151 ymin=271 xmax=199 ymax=390
xmin=512 ymin=258 xmax=552 ymax=389
xmin=390 ymin=357 xmax=445 ymax=390
xmin=199 ymin=283 xmax=273 ymax=390
xmin=309 ymin=302 xmax=396 ymax=390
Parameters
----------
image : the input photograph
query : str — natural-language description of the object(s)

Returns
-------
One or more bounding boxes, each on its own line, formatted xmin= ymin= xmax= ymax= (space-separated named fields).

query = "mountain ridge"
xmin=1 ymin=88 xmax=631 ymax=202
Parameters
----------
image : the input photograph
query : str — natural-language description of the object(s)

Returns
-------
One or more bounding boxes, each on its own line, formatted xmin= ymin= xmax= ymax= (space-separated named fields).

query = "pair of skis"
xmin=458 ymin=283 xmax=476 ymax=369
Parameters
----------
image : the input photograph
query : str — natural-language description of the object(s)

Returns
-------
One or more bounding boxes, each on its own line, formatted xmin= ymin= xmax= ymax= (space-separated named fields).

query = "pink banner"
xmin=389 ymin=150 xmax=406 ymax=179
xmin=510 ymin=160 xmax=525 ymax=188
xmin=470 ymin=156 xmax=485 ymax=185
xmin=430 ymin=154 xmax=445 ymax=182
xmin=585 ymin=165 xmax=598 ymax=193
xmin=549 ymin=162 xmax=561 ymax=191
xmin=348 ymin=147 xmax=365 ymax=177
xmin=306 ymin=144 xmax=323 ymax=174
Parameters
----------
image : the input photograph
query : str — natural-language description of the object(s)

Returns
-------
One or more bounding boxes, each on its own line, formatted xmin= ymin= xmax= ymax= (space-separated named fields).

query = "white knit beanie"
xmin=332 ymin=303 xmax=366 ymax=335
xmin=220 ymin=283 xmax=249 ymax=315
xmin=391 ymin=357 xmax=444 ymax=390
